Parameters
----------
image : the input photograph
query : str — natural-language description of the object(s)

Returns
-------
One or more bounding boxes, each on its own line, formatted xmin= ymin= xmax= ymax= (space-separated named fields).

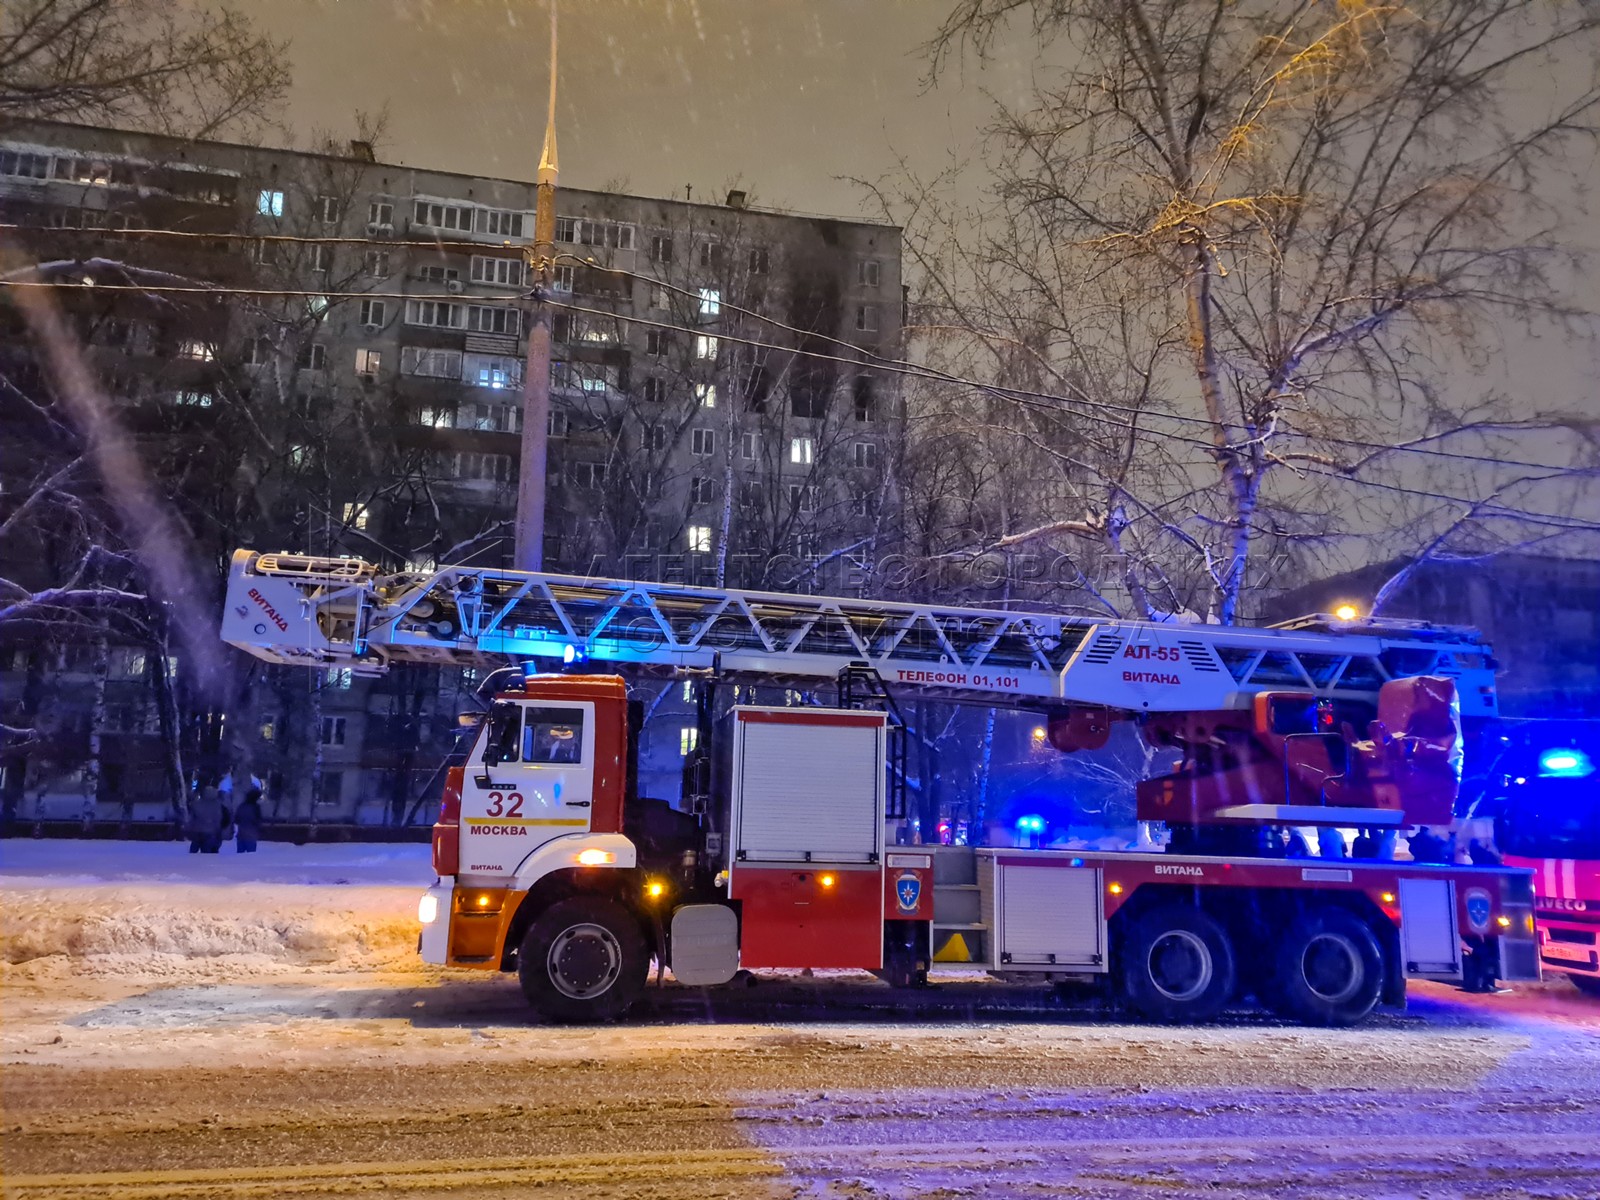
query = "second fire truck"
xmin=223 ymin=550 xmax=1540 ymax=1025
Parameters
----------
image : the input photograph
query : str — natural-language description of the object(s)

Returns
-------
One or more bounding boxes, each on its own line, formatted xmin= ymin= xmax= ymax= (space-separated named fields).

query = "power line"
xmin=0 ymin=262 xmax=1585 ymax=475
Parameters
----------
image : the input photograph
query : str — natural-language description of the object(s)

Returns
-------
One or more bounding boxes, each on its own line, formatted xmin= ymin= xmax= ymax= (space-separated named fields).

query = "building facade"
xmin=0 ymin=120 xmax=904 ymax=824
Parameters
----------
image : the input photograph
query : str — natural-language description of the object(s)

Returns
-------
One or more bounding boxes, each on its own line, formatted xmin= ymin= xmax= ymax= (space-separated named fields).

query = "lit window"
xmin=682 ymin=680 xmax=694 ymax=701
xmin=177 ymin=340 xmax=212 ymax=361
xmin=173 ymin=390 xmax=213 ymax=407
xmin=687 ymin=525 xmax=712 ymax=553
xmin=307 ymin=294 xmax=329 ymax=317
xmin=790 ymin=437 xmax=814 ymax=465
xmin=694 ymin=383 xmax=717 ymax=408
xmin=698 ymin=287 xmax=720 ymax=317
xmin=680 ymin=726 xmax=699 ymax=754
xmin=288 ymin=444 xmax=309 ymax=467
xmin=342 ymin=501 xmax=369 ymax=530
xmin=355 ymin=348 xmax=382 ymax=378
xmin=260 ymin=720 xmax=276 ymax=742
xmin=695 ymin=335 xmax=718 ymax=360
xmin=324 ymin=667 xmax=352 ymax=690
xmin=257 ymin=189 xmax=284 ymax=218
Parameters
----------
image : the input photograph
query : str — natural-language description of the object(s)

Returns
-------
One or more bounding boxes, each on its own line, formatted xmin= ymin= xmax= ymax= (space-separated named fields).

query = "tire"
xmin=517 ymin=896 xmax=648 ymax=1023
xmin=1273 ymin=908 xmax=1383 ymax=1027
xmin=1117 ymin=905 xmax=1237 ymax=1023
xmin=1570 ymin=974 xmax=1600 ymax=999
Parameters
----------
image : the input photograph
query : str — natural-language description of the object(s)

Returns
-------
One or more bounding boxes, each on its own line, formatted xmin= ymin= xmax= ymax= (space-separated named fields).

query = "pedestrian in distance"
xmin=188 ymin=782 xmax=223 ymax=854
xmin=235 ymin=788 xmax=263 ymax=853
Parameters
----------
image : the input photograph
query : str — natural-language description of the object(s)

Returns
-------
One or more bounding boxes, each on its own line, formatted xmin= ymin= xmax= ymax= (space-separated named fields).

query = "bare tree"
xmin=0 ymin=0 xmax=289 ymax=139
xmin=880 ymin=0 xmax=1600 ymax=623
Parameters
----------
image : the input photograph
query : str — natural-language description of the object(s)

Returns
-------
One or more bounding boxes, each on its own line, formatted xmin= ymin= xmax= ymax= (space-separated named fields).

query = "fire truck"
xmin=1466 ymin=724 xmax=1599 ymax=995
xmin=222 ymin=549 xmax=1539 ymax=1025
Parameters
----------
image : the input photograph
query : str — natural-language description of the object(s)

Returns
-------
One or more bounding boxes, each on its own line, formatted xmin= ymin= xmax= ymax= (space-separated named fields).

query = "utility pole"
xmin=514 ymin=1 xmax=558 ymax=571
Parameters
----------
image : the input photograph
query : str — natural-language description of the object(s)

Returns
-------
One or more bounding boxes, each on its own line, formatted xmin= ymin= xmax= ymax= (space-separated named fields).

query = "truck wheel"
xmin=518 ymin=896 xmax=648 ymax=1023
xmin=1570 ymin=974 xmax=1600 ymax=999
xmin=1118 ymin=905 xmax=1236 ymax=1023
xmin=1273 ymin=909 xmax=1383 ymax=1027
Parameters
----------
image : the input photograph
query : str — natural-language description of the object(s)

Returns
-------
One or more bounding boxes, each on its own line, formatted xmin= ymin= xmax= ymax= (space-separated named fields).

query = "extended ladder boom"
xmin=221 ymin=550 xmax=1498 ymax=715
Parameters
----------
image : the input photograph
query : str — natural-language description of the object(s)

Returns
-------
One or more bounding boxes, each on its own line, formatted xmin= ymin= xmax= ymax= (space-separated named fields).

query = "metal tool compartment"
xmin=727 ymin=707 xmax=888 ymax=970
xmin=730 ymin=707 xmax=885 ymax=863
xmin=1399 ymin=876 xmax=1460 ymax=977
xmin=989 ymin=852 xmax=1107 ymax=971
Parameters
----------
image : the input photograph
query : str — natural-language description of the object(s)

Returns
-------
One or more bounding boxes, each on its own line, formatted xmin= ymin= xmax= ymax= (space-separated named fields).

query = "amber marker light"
xmin=819 ymin=874 xmax=836 ymax=889
xmin=1108 ymin=882 xmax=1124 ymax=895
xmin=576 ymin=848 xmax=615 ymax=866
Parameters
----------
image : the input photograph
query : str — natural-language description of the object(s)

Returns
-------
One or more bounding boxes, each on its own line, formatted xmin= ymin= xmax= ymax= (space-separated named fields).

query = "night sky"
xmin=232 ymin=0 xmax=1032 ymax=216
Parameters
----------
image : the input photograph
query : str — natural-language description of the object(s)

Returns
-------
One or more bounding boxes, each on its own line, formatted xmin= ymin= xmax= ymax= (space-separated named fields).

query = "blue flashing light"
xmin=1538 ymin=748 xmax=1594 ymax=778
xmin=1015 ymin=814 xmax=1046 ymax=834
xmin=562 ymin=643 xmax=588 ymax=666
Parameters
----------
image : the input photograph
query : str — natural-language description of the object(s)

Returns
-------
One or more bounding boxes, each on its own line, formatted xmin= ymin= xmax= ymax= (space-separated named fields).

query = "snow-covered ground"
xmin=4 ymin=840 xmax=1599 ymax=1198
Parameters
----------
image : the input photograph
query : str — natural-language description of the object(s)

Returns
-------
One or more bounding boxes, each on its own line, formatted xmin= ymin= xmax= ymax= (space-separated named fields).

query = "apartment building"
xmin=0 ymin=120 xmax=904 ymax=824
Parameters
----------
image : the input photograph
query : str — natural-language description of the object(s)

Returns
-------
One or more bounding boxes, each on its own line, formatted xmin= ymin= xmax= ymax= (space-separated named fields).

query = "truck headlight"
xmin=418 ymin=893 xmax=439 ymax=924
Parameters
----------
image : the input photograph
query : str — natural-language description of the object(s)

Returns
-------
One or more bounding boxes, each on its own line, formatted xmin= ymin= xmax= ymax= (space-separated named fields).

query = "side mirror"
xmin=483 ymin=747 xmax=501 ymax=768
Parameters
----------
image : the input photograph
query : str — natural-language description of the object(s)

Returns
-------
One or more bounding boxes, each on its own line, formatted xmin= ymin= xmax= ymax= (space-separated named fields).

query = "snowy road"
xmin=4 ymin=842 xmax=1600 ymax=1198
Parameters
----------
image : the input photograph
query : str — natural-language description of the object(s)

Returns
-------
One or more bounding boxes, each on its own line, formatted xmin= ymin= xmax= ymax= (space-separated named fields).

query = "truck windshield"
xmin=1500 ymin=784 xmax=1600 ymax=860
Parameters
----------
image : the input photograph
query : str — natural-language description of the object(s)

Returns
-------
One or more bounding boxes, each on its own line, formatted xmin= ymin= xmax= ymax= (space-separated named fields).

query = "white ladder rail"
xmin=220 ymin=550 xmax=1499 ymax=714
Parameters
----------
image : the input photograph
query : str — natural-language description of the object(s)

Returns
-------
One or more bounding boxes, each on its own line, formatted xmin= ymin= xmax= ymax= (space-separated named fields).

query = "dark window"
xmin=744 ymin=364 xmax=771 ymax=411
xmin=791 ymin=362 xmax=833 ymax=418
xmin=853 ymin=375 xmax=876 ymax=421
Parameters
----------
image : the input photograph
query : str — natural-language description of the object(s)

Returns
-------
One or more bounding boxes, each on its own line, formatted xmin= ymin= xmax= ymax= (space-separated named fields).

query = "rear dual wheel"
xmin=1270 ymin=909 xmax=1383 ymax=1027
xmin=1118 ymin=905 xmax=1236 ymax=1023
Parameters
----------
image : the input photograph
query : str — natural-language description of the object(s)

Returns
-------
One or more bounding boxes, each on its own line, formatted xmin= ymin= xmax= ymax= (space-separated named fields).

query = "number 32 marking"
xmin=485 ymin=791 xmax=524 ymax=817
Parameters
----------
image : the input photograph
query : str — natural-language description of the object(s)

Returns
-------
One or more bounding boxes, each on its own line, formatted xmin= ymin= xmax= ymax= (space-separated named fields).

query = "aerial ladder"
xmin=222 ymin=549 xmax=1538 ymax=1025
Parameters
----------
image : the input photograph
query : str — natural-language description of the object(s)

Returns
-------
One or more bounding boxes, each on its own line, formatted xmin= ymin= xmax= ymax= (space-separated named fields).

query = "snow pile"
xmin=1 ymin=841 xmax=432 ymax=981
